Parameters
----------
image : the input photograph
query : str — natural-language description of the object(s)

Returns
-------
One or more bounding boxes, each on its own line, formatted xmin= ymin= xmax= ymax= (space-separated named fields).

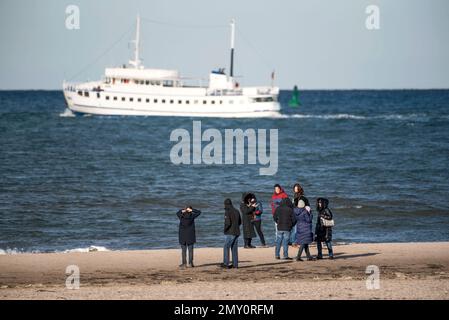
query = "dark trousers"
xmin=317 ymin=241 xmax=333 ymax=258
xmin=252 ymin=220 xmax=266 ymax=246
xmin=297 ymin=244 xmax=312 ymax=259
xmin=181 ymin=244 xmax=194 ymax=265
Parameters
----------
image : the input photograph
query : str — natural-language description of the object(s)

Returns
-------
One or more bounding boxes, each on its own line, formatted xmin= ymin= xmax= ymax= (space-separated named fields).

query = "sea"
xmin=1 ymin=89 xmax=449 ymax=254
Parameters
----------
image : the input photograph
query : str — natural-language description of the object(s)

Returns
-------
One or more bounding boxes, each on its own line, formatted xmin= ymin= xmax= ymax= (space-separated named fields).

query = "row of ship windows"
xmin=77 ymin=91 xmax=274 ymax=104
xmin=104 ymin=95 xmax=229 ymax=105
xmin=105 ymin=78 xmax=176 ymax=87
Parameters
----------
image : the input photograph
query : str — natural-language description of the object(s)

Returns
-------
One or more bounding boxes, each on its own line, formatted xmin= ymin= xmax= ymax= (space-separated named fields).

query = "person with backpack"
xmin=176 ymin=206 xmax=202 ymax=268
xmin=315 ymin=198 xmax=335 ymax=259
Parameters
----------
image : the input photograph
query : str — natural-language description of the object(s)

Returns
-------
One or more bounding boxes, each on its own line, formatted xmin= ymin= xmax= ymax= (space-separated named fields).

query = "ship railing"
xmin=207 ymin=89 xmax=243 ymax=96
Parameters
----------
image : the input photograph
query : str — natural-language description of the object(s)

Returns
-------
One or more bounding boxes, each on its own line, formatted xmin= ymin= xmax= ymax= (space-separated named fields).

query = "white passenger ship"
xmin=62 ymin=16 xmax=280 ymax=117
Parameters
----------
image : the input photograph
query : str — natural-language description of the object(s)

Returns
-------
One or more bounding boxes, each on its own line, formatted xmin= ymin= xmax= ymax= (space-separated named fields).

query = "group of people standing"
xmin=176 ymin=183 xmax=335 ymax=269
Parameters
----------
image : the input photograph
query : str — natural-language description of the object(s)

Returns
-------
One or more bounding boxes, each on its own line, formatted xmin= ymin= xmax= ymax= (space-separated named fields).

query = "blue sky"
xmin=1 ymin=0 xmax=448 ymax=89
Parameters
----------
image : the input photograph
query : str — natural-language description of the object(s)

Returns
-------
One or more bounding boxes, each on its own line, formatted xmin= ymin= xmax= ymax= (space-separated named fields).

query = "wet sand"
xmin=1 ymin=242 xmax=448 ymax=299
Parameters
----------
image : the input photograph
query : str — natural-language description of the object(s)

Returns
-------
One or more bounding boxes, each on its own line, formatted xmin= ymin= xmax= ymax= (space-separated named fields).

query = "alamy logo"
xmin=65 ymin=5 xmax=80 ymax=30
xmin=365 ymin=5 xmax=380 ymax=30
xmin=170 ymin=121 xmax=278 ymax=175
xmin=65 ymin=265 xmax=80 ymax=289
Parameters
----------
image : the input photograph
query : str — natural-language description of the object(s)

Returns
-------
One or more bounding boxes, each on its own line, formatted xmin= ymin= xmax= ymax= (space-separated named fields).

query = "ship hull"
xmin=63 ymin=90 xmax=281 ymax=118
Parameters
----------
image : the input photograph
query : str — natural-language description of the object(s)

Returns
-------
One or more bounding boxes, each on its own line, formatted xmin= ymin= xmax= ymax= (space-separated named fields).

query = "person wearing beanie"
xmin=294 ymin=200 xmax=315 ymax=261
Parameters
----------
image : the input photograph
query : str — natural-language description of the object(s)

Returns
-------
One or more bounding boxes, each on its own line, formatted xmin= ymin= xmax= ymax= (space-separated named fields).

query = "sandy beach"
xmin=1 ymin=242 xmax=448 ymax=300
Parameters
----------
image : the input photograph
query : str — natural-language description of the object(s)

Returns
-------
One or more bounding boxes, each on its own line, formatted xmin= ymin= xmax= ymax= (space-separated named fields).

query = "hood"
xmin=224 ymin=198 xmax=233 ymax=209
xmin=316 ymin=198 xmax=329 ymax=210
xmin=273 ymin=185 xmax=286 ymax=196
xmin=241 ymin=192 xmax=256 ymax=204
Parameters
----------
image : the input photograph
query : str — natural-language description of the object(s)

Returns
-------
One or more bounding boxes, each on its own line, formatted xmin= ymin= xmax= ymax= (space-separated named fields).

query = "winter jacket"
xmin=294 ymin=207 xmax=313 ymax=245
xmin=177 ymin=209 xmax=201 ymax=245
xmin=315 ymin=198 xmax=333 ymax=242
xmin=273 ymin=198 xmax=296 ymax=231
xmin=240 ymin=193 xmax=257 ymax=239
xmin=224 ymin=199 xmax=242 ymax=236
xmin=271 ymin=187 xmax=289 ymax=215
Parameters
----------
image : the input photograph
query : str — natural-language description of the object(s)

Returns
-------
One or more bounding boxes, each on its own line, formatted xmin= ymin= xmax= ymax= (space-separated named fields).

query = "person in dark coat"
xmin=294 ymin=200 xmax=315 ymax=261
xmin=240 ymin=192 xmax=257 ymax=249
xmin=273 ymin=198 xmax=296 ymax=259
xmin=223 ymin=198 xmax=242 ymax=269
xmin=315 ymin=198 xmax=334 ymax=259
xmin=176 ymin=206 xmax=201 ymax=268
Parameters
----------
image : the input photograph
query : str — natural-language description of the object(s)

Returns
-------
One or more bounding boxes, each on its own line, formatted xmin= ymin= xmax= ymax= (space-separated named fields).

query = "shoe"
xmin=329 ymin=256 xmax=334 ymax=260
xmin=282 ymin=257 xmax=293 ymax=260
xmin=249 ymin=245 xmax=256 ymax=249
xmin=316 ymin=256 xmax=323 ymax=260
xmin=188 ymin=263 xmax=195 ymax=268
xmin=220 ymin=263 xmax=230 ymax=269
xmin=179 ymin=264 xmax=187 ymax=269
xmin=295 ymin=257 xmax=303 ymax=262
xmin=275 ymin=256 xmax=280 ymax=260
xmin=291 ymin=243 xmax=299 ymax=248
xmin=307 ymin=257 xmax=316 ymax=261
xmin=260 ymin=244 xmax=269 ymax=248
xmin=244 ymin=246 xmax=250 ymax=249
xmin=288 ymin=242 xmax=292 ymax=246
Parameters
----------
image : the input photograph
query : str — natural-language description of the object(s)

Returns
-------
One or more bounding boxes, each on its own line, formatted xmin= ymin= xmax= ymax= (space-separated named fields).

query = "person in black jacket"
xmin=240 ymin=192 xmax=257 ymax=249
xmin=273 ymin=198 xmax=296 ymax=260
xmin=315 ymin=198 xmax=334 ymax=259
xmin=176 ymin=206 xmax=201 ymax=268
xmin=223 ymin=198 xmax=242 ymax=269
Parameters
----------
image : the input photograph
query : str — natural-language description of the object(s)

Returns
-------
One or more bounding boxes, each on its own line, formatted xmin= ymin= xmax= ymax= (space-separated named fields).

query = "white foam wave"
xmin=0 ymin=248 xmax=41 ymax=255
xmin=59 ymin=108 xmax=76 ymax=117
xmin=62 ymin=246 xmax=110 ymax=253
xmin=0 ymin=246 xmax=110 ymax=255
xmin=279 ymin=113 xmax=430 ymax=121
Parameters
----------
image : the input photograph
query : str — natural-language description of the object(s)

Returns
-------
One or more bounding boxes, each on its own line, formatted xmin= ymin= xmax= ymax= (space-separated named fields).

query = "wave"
xmin=0 ymin=248 xmax=41 ymax=255
xmin=59 ymin=108 xmax=76 ymax=117
xmin=277 ymin=113 xmax=436 ymax=121
xmin=62 ymin=246 xmax=110 ymax=253
xmin=0 ymin=246 xmax=110 ymax=255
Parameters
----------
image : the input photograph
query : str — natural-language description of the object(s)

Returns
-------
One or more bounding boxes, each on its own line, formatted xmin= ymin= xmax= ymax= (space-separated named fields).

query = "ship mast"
xmin=129 ymin=15 xmax=142 ymax=68
xmin=230 ymin=19 xmax=235 ymax=77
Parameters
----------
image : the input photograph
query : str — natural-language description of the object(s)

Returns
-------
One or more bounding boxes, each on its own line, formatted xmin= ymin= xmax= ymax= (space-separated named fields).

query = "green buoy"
xmin=288 ymin=85 xmax=301 ymax=107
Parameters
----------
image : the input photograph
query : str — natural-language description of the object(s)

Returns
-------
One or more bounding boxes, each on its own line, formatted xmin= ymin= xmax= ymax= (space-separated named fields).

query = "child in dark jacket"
xmin=177 ymin=206 xmax=201 ymax=268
